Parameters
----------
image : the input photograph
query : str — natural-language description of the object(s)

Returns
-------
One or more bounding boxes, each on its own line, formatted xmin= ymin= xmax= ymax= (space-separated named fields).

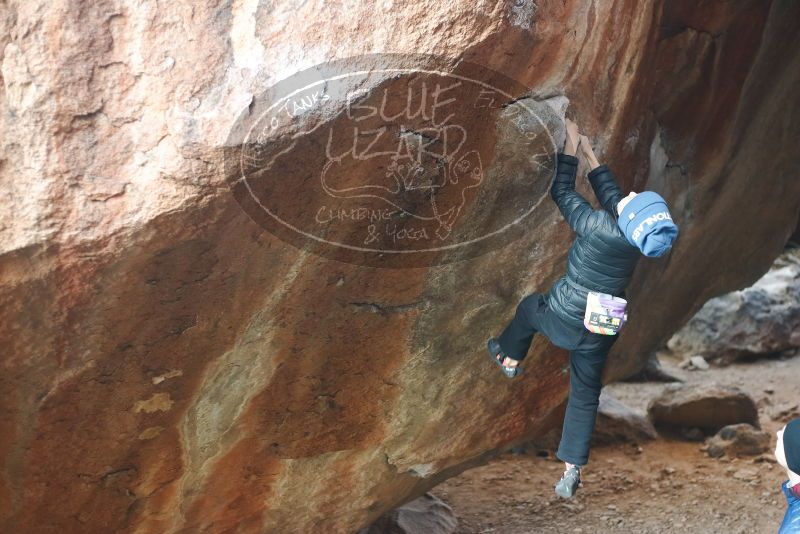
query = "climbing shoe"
xmin=486 ymin=337 xmax=522 ymax=379
xmin=554 ymin=465 xmax=582 ymax=498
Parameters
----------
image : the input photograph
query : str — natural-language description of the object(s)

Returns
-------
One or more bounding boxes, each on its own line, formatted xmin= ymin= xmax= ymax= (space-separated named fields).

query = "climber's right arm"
xmin=580 ymin=136 xmax=624 ymax=215
xmin=550 ymin=153 xmax=596 ymax=236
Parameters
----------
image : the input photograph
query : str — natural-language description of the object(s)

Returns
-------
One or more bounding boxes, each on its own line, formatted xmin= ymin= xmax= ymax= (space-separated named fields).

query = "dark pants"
xmin=497 ymin=293 xmax=617 ymax=466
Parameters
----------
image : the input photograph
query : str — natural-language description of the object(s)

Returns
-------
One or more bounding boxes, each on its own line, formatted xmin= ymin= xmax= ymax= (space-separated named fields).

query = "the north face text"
xmin=632 ymin=212 xmax=672 ymax=241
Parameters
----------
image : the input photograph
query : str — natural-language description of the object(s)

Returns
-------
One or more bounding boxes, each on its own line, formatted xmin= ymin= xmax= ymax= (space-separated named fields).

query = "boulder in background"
xmin=358 ymin=493 xmax=457 ymax=534
xmin=647 ymin=383 xmax=759 ymax=437
xmin=668 ymin=249 xmax=800 ymax=364
xmin=704 ymin=423 xmax=771 ymax=458
xmin=593 ymin=391 xmax=659 ymax=445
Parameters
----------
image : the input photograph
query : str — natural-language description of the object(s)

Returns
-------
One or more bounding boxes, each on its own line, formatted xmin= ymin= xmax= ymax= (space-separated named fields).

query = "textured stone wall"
xmin=1 ymin=0 xmax=799 ymax=532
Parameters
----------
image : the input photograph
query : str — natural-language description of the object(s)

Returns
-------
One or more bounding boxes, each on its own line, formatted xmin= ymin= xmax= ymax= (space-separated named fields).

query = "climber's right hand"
xmin=564 ymin=119 xmax=581 ymax=156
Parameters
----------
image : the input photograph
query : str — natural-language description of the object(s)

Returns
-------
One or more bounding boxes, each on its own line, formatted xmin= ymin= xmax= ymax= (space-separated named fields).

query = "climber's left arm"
xmin=588 ymin=164 xmax=624 ymax=216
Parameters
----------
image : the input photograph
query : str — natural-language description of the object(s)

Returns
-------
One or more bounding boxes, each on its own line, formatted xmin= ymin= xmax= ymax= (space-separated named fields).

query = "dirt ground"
xmin=435 ymin=350 xmax=800 ymax=534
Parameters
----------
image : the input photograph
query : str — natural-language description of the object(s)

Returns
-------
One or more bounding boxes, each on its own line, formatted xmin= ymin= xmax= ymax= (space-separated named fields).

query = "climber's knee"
xmin=517 ymin=293 xmax=543 ymax=317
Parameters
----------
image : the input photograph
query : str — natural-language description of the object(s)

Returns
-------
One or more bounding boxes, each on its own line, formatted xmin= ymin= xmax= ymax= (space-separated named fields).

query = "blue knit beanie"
xmin=618 ymin=191 xmax=678 ymax=257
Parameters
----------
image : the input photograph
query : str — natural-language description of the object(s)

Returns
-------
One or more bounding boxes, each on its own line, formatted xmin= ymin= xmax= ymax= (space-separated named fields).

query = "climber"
xmin=776 ymin=418 xmax=800 ymax=533
xmin=486 ymin=118 xmax=679 ymax=499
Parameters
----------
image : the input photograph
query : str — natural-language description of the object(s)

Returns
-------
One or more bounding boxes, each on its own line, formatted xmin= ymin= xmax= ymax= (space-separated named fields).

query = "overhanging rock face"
xmin=1 ymin=1 xmax=799 ymax=532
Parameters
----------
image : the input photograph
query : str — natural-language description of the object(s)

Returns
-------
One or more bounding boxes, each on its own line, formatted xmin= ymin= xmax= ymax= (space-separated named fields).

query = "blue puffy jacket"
xmin=779 ymin=481 xmax=800 ymax=533
xmin=547 ymin=153 xmax=640 ymax=328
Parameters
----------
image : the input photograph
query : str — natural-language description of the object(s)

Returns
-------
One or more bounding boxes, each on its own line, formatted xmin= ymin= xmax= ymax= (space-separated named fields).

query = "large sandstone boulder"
xmin=1 ymin=1 xmax=800 ymax=533
xmin=668 ymin=248 xmax=800 ymax=364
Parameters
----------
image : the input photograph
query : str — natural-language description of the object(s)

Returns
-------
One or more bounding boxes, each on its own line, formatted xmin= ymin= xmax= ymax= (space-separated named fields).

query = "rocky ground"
xmin=435 ymin=349 xmax=800 ymax=534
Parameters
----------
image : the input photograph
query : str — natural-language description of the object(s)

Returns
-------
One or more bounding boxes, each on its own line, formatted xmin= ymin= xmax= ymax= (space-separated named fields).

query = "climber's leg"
xmin=555 ymin=335 xmax=617 ymax=467
xmin=552 ymin=339 xmax=614 ymax=498
xmin=495 ymin=293 xmax=546 ymax=362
